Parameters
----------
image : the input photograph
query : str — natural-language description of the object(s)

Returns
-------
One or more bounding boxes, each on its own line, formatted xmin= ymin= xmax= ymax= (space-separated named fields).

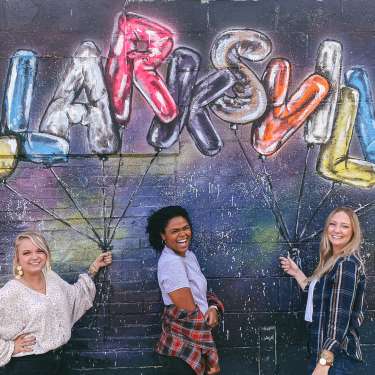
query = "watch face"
xmin=319 ymin=358 xmax=327 ymax=366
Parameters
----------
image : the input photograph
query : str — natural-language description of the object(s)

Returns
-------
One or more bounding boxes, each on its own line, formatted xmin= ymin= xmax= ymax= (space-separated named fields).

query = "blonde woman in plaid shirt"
xmin=280 ymin=207 xmax=366 ymax=375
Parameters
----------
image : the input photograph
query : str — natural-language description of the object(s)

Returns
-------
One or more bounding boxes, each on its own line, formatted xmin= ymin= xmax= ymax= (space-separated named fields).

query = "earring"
xmin=15 ymin=265 xmax=24 ymax=279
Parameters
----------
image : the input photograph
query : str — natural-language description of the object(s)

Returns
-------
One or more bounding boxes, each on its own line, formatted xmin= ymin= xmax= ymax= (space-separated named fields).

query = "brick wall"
xmin=1 ymin=1 xmax=375 ymax=374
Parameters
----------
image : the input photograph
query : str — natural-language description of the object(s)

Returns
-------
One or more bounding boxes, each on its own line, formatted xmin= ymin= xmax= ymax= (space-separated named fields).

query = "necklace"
xmin=18 ymin=275 xmax=46 ymax=293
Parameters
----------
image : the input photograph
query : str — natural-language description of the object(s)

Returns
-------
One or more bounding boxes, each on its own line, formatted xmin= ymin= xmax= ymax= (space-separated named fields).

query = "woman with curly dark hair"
xmin=147 ymin=206 xmax=223 ymax=375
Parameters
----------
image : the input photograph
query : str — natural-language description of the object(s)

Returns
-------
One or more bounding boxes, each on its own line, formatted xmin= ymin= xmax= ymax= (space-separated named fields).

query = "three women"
xmin=281 ymin=207 xmax=366 ymax=374
xmin=0 ymin=205 xmax=367 ymax=375
xmin=0 ymin=231 xmax=112 ymax=374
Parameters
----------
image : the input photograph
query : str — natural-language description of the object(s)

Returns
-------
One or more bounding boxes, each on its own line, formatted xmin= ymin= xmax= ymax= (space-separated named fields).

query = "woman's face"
xmin=17 ymin=238 xmax=48 ymax=276
xmin=161 ymin=216 xmax=192 ymax=256
xmin=327 ymin=211 xmax=353 ymax=254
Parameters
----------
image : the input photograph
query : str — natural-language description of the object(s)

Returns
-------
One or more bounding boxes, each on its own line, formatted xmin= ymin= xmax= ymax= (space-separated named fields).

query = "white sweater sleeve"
xmin=0 ymin=338 xmax=15 ymax=367
xmin=59 ymin=273 xmax=96 ymax=325
xmin=0 ymin=284 xmax=22 ymax=367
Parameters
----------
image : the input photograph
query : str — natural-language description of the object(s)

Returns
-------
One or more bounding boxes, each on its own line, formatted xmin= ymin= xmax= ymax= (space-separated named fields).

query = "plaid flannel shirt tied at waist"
xmin=156 ymin=293 xmax=224 ymax=375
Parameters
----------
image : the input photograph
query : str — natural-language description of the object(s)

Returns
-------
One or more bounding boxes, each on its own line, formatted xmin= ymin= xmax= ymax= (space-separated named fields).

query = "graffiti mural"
xmin=1 ymin=0 xmax=375 ymax=374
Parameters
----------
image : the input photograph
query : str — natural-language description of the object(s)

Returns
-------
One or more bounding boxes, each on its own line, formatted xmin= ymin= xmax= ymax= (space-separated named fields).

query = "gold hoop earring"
xmin=15 ymin=265 xmax=24 ymax=279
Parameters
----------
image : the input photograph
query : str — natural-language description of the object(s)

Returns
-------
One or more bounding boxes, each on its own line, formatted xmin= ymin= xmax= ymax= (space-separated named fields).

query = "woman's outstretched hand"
xmin=279 ymin=255 xmax=308 ymax=290
xmin=279 ymin=255 xmax=300 ymax=277
xmin=94 ymin=251 xmax=112 ymax=270
xmin=89 ymin=252 xmax=113 ymax=277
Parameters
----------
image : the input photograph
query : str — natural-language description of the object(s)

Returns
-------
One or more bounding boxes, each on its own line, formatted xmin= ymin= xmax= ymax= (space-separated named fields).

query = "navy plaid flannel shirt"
xmin=308 ymin=254 xmax=366 ymax=362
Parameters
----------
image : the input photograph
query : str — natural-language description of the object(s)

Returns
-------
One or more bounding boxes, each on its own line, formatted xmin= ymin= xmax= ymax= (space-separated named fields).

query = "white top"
xmin=0 ymin=270 xmax=96 ymax=366
xmin=304 ymin=278 xmax=318 ymax=322
xmin=157 ymin=247 xmax=208 ymax=314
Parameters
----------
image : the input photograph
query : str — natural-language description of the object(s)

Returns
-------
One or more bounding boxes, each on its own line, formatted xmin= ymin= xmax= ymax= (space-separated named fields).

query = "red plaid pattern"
xmin=156 ymin=293 xmax=224 ymax=375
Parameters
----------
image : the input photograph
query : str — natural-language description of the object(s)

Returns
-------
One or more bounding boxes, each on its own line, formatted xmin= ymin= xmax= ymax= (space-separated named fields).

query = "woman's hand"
xmin=207 ymin=364 xmax=220 ymax=374
xmin=13 ymin=334 xmax=36 ymax=354
xmin=93 ymin=251 xmax=113 ymax=270
xmin=205 ymin=306 xmax=219 ymax=328
xmin=88 ymin=252 xmax=112 ymax=277
xmin=312 ymin=364 xmax=330 ymax=375
xmin=279 ymin=255 xmax=300 ymax=277
xmin=279 ymin=255 xmax=309 ymax=290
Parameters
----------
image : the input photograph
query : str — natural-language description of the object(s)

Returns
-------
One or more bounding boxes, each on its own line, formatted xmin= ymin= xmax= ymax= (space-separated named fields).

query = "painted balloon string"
xmin=293 ymin=146 xmax=312 ymax=242
xmin=259 ymin=157 xmax=292 ymax=247
xmin=49 ymin=167 xmax=103 ymax=244
xmin=297 ymin=182 xmax=338 ymax=241
xmin=105 ymin=129 xmax=126 ymax=244
xmin=101 ymin=158 xmax=108 ymax=245
xmin=90 ymin=151 xmax=160 ymax=334
xmin=234 ymin=132 xmax=292 ymax=248
xmin=107 ymin=151 xmax=160 ymax=245
xmin=3 ymin=181 xmax=102 ymax=246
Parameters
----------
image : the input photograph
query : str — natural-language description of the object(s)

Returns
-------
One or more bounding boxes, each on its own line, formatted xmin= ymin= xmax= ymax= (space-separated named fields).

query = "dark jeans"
xmin=308 ymin=352 xmax=362 ymax=375
xmin=4 ymin=350 xmax=65 ymax=375
xmin=159 ymin=355 xmax=195 ymax=375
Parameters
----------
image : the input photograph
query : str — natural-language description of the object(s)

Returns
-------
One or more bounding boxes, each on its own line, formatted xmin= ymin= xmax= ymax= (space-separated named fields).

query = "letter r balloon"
xmin=106 ymin=12 xmax=177 ymax=125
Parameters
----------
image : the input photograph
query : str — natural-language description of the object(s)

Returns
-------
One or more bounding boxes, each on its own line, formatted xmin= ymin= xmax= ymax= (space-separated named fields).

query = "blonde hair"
xmin=13 ymin=231 xmax=52 ymax=277
xmin=310 ymin=207 xmax=363 ymax=280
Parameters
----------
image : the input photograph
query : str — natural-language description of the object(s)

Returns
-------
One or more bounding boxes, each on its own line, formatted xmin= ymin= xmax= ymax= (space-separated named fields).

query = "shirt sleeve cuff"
xmin=0 ymin=339 xmax=15 ymax=367
xmin=322 ymin=338 xmax=340 ymax=355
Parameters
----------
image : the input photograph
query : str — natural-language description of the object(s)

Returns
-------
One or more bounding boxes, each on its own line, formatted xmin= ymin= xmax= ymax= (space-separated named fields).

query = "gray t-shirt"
xmin=157 ymin=247 xmax=209 ymax=314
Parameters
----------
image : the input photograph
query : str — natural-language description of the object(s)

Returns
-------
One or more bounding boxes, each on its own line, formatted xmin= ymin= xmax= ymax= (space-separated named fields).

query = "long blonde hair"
xmin=310 ymin=207 xmax=362 ymax=280
xmin=13 ymin=231 xmax=52 ymax=277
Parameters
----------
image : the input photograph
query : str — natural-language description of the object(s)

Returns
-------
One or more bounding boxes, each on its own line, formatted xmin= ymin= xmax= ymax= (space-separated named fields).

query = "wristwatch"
xmin=319 ymin=350 xmax=334 ymax=367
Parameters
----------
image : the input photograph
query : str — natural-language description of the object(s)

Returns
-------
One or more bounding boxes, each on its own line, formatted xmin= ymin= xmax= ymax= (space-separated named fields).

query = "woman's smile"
xmin=161 ymin=216 xmax=192 ymax=256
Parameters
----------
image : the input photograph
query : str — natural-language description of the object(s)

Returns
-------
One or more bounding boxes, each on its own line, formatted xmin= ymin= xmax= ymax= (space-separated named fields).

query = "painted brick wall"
xmin=1 ymin=1 xmax=375 ymax=374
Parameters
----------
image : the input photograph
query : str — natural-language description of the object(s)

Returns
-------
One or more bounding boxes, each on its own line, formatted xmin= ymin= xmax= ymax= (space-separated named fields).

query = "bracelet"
xmin=88 ymin=263 xmax=98 ymax=278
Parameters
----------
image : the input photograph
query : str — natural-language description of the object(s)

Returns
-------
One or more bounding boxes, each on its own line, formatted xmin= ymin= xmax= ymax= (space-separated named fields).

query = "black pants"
xmin=159 ymin=355 xmax=195 ymax=375
xmin=4 ymin=350 xmax=65 ymax=375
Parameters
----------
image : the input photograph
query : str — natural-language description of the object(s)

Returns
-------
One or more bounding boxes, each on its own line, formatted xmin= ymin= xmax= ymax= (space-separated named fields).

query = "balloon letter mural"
xmin=346 ymin=68 xmax=375 ymax=164
xmin=147 ymin=47 xmax=201 ymax=150
xmin=305 ymin=40 xmax=342 ymax=145
xmin=252 ymin=58 xmax=329 ymax=156
xmin=106 ymin=12 xmax=177 ymax=125
xmin=317 ymin=86 xmax=375 ymax=188
xmin=2 ymin=50 xmax=69 ymax=165
xmin=40 ymin=41 xmax=119 ymax=156
xmin=210 ymin=29 xmax=271 ymax=125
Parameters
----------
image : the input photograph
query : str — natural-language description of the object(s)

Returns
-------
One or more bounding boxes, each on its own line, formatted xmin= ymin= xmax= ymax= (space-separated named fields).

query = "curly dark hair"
xmin=146 ymin=206 xmax=192 ymax=252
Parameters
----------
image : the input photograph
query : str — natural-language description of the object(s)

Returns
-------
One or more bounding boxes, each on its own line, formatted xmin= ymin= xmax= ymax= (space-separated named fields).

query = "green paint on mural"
xmin=252 ymin=224 xmax=279 ymax=252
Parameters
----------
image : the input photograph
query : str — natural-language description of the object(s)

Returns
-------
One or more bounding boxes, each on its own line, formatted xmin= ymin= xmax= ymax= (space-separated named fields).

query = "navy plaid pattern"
xmin=309 ymin=254 xmax=366 ymax=362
